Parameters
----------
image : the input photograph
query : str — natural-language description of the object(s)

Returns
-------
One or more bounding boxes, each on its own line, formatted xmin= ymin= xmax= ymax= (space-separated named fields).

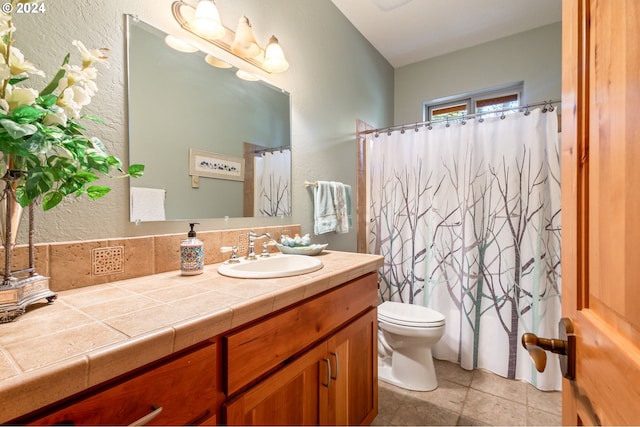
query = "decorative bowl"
xmin=276 ymin=243 xmax=328 ymax=256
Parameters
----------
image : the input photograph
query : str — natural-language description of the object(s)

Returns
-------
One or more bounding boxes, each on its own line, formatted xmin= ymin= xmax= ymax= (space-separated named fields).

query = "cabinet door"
xmin=28 ymin=342 xmax=218 ymax=426
xmin=224 ymin=272 xmax=378 ymax=396
xmin=223 ymin=343 xmax=326 ymax=426
xmin=322 ymin=308 xmax=378 ymax=426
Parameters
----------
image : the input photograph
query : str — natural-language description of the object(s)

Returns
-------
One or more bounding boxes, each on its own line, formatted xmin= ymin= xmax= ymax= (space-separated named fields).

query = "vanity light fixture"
xmin=190 ymin=0 xmax=225 ymax=40
xmin=231 ymin=16 xmax=261 ymax=59
xmin=171 ymin=0 xmax=289 ymax=74
xmin=164 ymin=35 xmax=198 ymax=52
xmin=264 ymin=36 xmax=289 ymax=73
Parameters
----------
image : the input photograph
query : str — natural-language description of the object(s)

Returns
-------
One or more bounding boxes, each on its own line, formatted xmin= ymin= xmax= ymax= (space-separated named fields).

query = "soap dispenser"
xmin=181 ymin=223 xmax=204 ymax=275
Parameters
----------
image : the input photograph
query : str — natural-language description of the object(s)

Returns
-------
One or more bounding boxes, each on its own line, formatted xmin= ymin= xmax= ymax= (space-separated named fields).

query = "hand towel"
xmin=313 ymin=181 xmax=351 ymax=234
xmin=332 ymin=181 xmax=349 ymax=234
xmin=130 ymin=187 xmax=166 ymax=222
xmin=313 ymin=181 xmax=337 ymax=234
xmin=344 ymin=184 xmax=353 ymax=229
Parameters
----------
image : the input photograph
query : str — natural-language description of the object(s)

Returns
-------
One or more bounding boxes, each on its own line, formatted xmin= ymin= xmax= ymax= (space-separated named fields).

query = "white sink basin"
xmin=217 ymin=254 xmax=324 ymax=279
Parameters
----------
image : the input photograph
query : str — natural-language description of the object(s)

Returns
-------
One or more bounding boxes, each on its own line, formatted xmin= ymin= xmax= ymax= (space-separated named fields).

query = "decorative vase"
xmin=0 ymin=171 xmax=23 ymax=249
xmin=0 ymin=170 xmax=56 ymax=323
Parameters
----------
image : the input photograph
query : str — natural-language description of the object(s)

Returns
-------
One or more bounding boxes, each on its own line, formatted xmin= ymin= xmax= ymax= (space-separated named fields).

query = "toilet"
xmin=377 ymin=301 xmax=446 ymax=391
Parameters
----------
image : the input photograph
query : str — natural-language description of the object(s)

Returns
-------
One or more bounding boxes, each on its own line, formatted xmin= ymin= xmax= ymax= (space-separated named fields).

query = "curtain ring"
xmin=427 ymin=123 xmax=433 ymax=130
xmin=478 ymin=116 xmax=484 ymax=123
xmin=400 ymin=126 xmax=405 ymax=134
xmin=542 ymin=101 xmax=548 ymax=113
xmin=374 ymin=131 xmax=379 ymax=138
xmin=524 ymin=105 xmax=530 ymax=116
xmin=548 ymin=100 xmax=555 ymax=112
xmin=414 ymin=123 xmax=419 ymax=132
xmin=387 ymin=130 xmax=392 ymax=136
xmin=445 ymin=117 xmax=450 ymax=128
xmin=500 ymin=112 xmax=506 ymax=120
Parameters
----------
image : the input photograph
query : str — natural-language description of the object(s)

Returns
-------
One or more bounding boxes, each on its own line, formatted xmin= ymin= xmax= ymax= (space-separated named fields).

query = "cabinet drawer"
xmin=224 ymin=272 xmax=377 ymax=396
xmin=28 ymin=341 xmax=218 ymax=426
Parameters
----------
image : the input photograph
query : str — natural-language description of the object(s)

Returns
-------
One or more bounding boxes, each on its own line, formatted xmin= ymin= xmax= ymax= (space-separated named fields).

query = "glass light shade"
xmin=236 ymin=69 xmax=260 ymax=81
xmin=190 ymin=0 xmax=225 ymax=40
xmin=264 ymin=35 xmax=289 ymax=73
xmin=231 ymin=16 xmax=261 ymax=58
xmin=204 ymin=54 xmax=232 ymax=68
xmin=164 ymin=35 xmax=198 ymax=53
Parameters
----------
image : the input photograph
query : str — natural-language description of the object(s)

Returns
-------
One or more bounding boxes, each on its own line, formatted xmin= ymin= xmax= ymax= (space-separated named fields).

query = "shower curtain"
xmin=368 ymin=109 xmax=562 ymax=390
xmin=254 ymin=149 xmax=292 ymax=217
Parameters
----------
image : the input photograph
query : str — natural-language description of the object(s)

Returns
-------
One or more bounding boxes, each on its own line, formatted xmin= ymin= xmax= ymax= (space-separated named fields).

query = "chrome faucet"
xmin=220 ymin=246 xmax=241 ymax=263
xmin=247 ymin=231 xmax=272 ymax=260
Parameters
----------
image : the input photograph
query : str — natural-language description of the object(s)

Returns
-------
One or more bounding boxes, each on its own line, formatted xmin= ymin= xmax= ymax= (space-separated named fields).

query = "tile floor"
xmin=373 ymin=359 xmax=561 ymax=426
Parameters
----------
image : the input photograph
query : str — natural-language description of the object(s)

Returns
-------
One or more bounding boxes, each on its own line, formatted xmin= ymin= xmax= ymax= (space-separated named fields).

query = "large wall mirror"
xmin=126 ymin=16 xmax=291 ymax=222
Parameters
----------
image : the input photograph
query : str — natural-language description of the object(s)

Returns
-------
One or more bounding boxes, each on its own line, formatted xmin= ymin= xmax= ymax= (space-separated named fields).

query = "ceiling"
xmin=331 ymin=0 xmax=562 ymax=68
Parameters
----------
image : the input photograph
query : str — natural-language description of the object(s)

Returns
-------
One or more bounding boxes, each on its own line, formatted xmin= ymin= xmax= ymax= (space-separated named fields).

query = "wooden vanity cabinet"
xmin=22 ymin=340 xmax=220 ymax=426
xmin=223 ymin=272 xmax=378 ymax=426
xmin=12 ymin=270 xmax=378 ymax=426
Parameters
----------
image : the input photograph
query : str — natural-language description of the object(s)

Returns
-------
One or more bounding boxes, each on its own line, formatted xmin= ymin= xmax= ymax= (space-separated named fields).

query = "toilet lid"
xmin=378 ymin=301 xmax=445 ymax=327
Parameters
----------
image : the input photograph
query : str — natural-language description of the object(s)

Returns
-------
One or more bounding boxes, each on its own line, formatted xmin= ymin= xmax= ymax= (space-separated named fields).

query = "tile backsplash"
xmin=0 ymin=225 xmax=300 ymax=292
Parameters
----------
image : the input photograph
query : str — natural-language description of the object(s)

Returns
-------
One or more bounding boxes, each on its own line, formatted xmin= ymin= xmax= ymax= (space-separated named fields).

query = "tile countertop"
xmin=0 ymin=250 xmax=383 ymax=423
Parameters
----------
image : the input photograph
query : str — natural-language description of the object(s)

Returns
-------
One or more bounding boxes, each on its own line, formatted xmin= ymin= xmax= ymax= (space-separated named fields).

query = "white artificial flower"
xmin=58 ymin=64 xmax=99 ymax=97
xmin=72 ymin=40 xmax=109 ymax=69
xmin=8 ymin=46 xmax=45 ymax=77
xmin=57 ymin=85 xmax=91 ymax=119
xmin=0 ymin=63 xmax=10 ymax=81
xmin=42 ymin=106 xmax=68 ymax=126
xmin=6 ymin=86 xmax=38 ymax=110
xmin=0 ymin=14 xmax=14 ymax=38
xmin=0 ymin=98 xmax=9 ymax=114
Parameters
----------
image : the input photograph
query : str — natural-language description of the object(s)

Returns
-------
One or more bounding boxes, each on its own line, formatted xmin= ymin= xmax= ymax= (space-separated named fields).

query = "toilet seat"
xmin=378 ymin=301 xmax=445 ymax=328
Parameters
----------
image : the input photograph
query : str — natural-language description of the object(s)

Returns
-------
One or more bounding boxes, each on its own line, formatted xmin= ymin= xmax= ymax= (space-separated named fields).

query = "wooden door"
xmin=561 ymin=0 xmax=640 ymax=424
xmin=322 ymin=308 xmax=378 ymax=426
xmin=223 ymin=343 xmax=324 ymax=426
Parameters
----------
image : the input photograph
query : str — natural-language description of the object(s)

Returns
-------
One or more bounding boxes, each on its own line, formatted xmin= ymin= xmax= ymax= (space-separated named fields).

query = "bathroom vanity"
xmin=0 ymin=251 xmax=382 ymax=425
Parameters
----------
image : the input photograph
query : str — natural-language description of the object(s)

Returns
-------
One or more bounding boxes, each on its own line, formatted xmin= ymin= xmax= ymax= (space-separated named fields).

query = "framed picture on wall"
xmin=189 ymin=148 xmax=245 ymax=181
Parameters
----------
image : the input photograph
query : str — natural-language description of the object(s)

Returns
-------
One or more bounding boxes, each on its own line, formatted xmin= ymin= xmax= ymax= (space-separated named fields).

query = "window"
xmin=424 ymin=83 xmax=523 ymax=123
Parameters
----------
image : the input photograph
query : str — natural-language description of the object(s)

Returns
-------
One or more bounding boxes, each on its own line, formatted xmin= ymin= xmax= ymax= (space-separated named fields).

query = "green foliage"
xmin=1 ymin=106 xmax=145 ymax=210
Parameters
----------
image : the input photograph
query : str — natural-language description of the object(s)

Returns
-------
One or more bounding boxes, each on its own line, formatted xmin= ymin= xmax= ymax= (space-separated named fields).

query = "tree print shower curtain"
xmin=254 ymin=149 xmax=291 ymax=216
xmin=368 ymin=109 xmax=562 ymax=390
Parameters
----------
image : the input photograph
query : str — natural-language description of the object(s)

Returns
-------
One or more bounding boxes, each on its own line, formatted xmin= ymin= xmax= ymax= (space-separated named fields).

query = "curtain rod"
xmin=361 ymin=99 xmax=560 ymax=137
xmin=253 ymin=145 xmax=290 ymax=155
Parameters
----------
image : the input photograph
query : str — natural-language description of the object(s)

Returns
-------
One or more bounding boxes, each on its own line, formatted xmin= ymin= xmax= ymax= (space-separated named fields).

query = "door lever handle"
xmin=521 ymin=317 xmax=576 ymax=379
